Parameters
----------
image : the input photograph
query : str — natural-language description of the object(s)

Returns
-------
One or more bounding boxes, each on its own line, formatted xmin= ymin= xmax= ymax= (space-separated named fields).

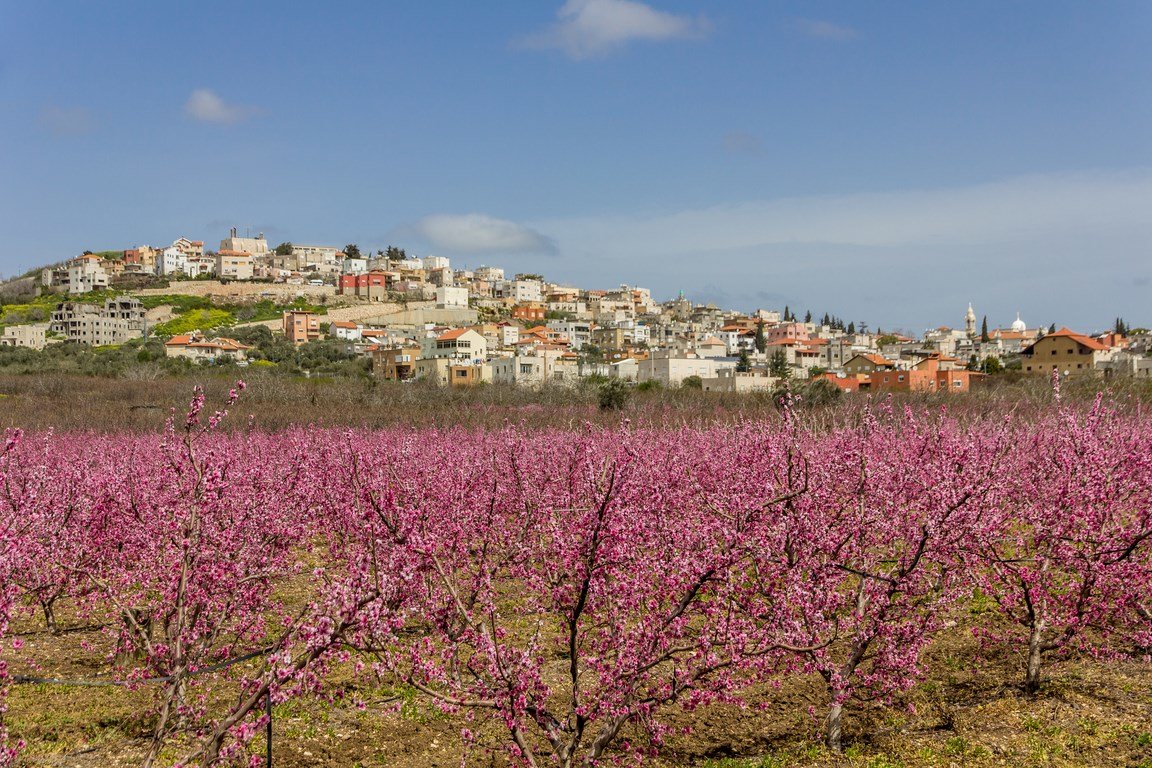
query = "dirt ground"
xmin=7 ymin=603 xmax=1152 ymax=768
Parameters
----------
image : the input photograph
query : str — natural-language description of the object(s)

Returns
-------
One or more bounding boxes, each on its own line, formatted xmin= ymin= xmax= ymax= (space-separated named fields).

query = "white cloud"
xmin=795 ymin=18 xmax=857 ymax=41
xmin=416 ymin=214 xmax=556 ymax=254
xmin=538 ymin=171 xmax=1152 ymax=254
xmin=39 ymin=106 xmax=95 ymax=136
xmin=521 ymin=0 xmax=710 ymax=59
xmin=529 ymin=170 xmax=1152 ymax=329
xmin=184 ymin=88 xmax=258 ymax=124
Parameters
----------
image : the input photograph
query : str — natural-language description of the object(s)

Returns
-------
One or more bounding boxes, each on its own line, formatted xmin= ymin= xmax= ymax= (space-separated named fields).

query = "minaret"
xmin=965 ymin=303 xmax=976 ymax=338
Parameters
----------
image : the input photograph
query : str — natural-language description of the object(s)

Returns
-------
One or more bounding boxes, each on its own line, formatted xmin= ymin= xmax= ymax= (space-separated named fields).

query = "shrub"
xmin=598 ymin=378 xmax=631 ymax=411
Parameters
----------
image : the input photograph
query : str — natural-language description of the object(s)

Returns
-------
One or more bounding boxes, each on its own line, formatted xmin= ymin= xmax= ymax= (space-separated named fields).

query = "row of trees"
xmin=1 ymin=385 xmax=1151 ymax=766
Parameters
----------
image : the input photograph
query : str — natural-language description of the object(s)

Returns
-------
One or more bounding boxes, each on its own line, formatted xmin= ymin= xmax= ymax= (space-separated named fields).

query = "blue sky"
xmin=2 ymin=1 xmax=1150 ymax=332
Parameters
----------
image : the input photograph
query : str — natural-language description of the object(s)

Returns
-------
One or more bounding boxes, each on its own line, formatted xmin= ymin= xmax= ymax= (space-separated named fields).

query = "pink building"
xmin=766 ymin=322 xmax=809 ymax=343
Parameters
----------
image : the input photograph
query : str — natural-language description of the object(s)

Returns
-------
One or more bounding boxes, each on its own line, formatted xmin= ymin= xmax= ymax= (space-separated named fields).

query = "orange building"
xmin=869 ymin=356 xmax=983 ymax=393
xmin=372 ymin=345 xmax=421 ymax=380
xmin=282 ymin=310 xmax=321 ymax=345
xmin=511 ymin=302 xmax=546 ymax=322
xmin=815 ymin=372 xmax=869 ymax=392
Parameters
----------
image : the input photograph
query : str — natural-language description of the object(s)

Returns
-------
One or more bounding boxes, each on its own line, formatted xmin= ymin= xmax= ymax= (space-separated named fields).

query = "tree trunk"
xmin=116 ymin=608 xmax=153 ymax=664
xmin=41 ymin=598 xmax=57 ymax=635
xmin=1025 ymin=623 xmax=1045 ymax=695
xmin=826 ymin=701 xmax=844 ymax=752
xmin=144 ymin=684 xmax=176 ymax=768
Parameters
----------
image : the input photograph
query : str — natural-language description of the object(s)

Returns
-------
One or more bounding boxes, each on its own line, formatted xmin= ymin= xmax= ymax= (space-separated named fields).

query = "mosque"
xmin=965 ymin=304 xmax=1027 ymax=339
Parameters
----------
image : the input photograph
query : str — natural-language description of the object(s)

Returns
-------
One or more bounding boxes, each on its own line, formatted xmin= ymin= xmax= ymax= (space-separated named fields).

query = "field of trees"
xmin=1 ymin=381 xmax=1151 ymax=767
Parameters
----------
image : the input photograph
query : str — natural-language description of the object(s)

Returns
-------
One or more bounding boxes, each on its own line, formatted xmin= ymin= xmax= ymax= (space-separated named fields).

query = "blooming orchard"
xmin=1 ymin=385 xmax=1151 ymax=766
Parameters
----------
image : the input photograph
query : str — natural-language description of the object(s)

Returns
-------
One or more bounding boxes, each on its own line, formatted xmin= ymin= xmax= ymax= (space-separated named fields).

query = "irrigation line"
xmin=10 ymin=645 xmax=277 ymax=764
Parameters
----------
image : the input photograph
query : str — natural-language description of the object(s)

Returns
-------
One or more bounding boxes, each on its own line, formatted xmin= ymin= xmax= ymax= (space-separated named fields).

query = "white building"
xmin=637 ymin=351 xmax=736 ymax=387
xmin=170 ymin=237 xmax=205 ymax=258
xmin=619 ymin=319 xmax=650 ymax=345
xmin=490 ymin=351 xmax=580 ymax=387
xmin=422 ymin=328 xmax=488 ymax=362
xmin=0 ymin=323 xmax=48 ymax=350
xmin=330 ymin=321 xmax=363 ymax=341
xmin=608 ymin=358 xmax=639 ymax=381
xmin=700 ymin=369 xmax=778 ymax=393
xmin=423 ymin=255 xmax=451 ymax=271
xmin=436 ymin=285 xmax=469 ymax=309
xmin=219 ymin=228 xmax=269 ymax=257
xmin=475 ymin=266 xmax=505 ymax=282
xmin=547 ymin=320 xmax=593 ymax=350
xmin=509 ymin=279 xmax=542 ymax=303
xmin=63 ymin=255 xmax=110 ymax=294
xmin=215 ymin=251 xmax=253 ymax=280
xmin=342 ymin=257 xmax=368 ymax=274
xmin=501 ymin=324 xmax=520 ymax=347
xmin=292 ymin=244 xmax=341 ymax=267
xmin=159 ymin=248 xmax=189 ymax=277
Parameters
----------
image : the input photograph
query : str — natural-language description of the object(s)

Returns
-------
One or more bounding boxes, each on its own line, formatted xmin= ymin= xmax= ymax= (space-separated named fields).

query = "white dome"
xmin=1011 ymin=312 xmax=1026 ymax=332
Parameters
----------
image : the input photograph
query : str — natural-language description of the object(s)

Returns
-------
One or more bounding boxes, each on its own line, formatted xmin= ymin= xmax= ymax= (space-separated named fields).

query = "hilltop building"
xmin=219 ymin=228 xmax=269 ymax=257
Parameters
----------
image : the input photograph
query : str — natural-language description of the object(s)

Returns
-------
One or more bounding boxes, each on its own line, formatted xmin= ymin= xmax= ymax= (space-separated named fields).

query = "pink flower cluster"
xmin=0 ymin=387 xmax=1150 ymax=766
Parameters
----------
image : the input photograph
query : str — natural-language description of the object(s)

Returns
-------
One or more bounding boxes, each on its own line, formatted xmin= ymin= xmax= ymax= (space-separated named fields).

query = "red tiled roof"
xmin=1030 ymin=328 xmax=1108 ymax=352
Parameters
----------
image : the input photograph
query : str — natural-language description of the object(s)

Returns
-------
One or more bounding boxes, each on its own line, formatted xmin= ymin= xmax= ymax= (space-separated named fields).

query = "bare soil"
xmin=8 ymin=603 xmax=1152 ymax=768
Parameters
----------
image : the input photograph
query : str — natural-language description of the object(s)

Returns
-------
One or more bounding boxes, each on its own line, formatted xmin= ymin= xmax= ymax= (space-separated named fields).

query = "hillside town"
xmin=2 ymin=231 xmax=1149 ymax=391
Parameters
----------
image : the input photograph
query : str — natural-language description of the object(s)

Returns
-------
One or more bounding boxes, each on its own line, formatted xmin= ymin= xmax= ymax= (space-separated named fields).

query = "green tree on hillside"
xmin=754 ymin=320 xmax=767 ymax=354
xmin=769 ymin=349 xmax=791 ymax=380
xmin=736 ymin=348 xmax=752 ymax=372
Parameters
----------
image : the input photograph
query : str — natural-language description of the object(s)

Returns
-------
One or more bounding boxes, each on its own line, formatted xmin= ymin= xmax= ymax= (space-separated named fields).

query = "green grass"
xmin=136 ymin=293 xmax=214 ymax=312
xmin=0 ymin=289 xmax=127 ymax=325
xmin=153 ymin=308 xmax=235 ymax=336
